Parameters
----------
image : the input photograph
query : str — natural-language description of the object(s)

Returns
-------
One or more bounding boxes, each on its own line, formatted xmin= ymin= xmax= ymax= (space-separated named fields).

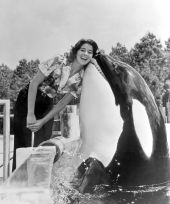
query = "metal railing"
xmin=0 ymin=100 xmax=10 ymax=181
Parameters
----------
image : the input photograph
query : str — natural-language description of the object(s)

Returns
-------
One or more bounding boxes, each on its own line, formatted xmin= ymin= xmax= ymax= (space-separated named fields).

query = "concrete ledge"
xmin=0 ymin=187 xmax=52 ymax=204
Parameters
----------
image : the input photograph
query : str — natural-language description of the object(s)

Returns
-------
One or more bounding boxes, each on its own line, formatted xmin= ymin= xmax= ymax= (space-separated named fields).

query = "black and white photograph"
xmin=1 ymin=0 xmax=170 ymax=203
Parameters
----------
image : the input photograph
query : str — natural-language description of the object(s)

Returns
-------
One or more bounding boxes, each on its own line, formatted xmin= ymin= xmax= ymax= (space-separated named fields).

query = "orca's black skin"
xmin=75 ymin=53 xmax=170 ymax=193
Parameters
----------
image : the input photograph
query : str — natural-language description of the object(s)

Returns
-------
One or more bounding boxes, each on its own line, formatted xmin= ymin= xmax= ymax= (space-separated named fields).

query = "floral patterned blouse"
xmin=38 ymin=54 xmax=84 ymax=100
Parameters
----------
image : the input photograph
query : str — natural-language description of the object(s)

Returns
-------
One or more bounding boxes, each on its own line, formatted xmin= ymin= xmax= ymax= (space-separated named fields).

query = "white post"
xmin=60 ymin=105 xmax=80 ymax=139
xmin=0 ymin=99 xmax=10 ymax=181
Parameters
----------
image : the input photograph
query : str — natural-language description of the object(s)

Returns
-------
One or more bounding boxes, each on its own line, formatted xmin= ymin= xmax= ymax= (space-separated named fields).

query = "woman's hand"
xmin=27 ymin=113 xmax=36 ymax=127
xmin=27 ymin=118 xmax=45 ymax=132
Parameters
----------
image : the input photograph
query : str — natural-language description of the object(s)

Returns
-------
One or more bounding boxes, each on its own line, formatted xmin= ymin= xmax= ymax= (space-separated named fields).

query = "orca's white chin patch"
xmin=79 ymin=64 xmax=123 ymax=167
xmin=132 ymin=99 xmax=153 ymax=158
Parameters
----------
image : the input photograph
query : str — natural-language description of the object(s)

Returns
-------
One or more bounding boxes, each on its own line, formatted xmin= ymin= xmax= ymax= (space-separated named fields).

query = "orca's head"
xmin=94 ymin=53 xmax=168 ymax=159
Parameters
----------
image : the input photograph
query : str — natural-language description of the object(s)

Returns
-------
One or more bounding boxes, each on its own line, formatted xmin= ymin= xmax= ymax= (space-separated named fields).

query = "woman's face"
xmin=75 ymin=43 xmax=93 ymax=66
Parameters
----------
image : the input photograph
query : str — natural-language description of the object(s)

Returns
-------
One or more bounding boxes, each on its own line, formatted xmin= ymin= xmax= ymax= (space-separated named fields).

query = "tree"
xmin=109 ymin=42 xmax=131 ymax=65
xmin=10 ymin=59 xmax=40 ymax=103
xmin=164 ymin=37 xmax=170 ymax=75
xmin=0 ymin=64 xmax=13 ymax=99
xmin=129 ymin=32 xmax=165 ymax=98
xmin=165 ymin=38 xmax=170 ymax=51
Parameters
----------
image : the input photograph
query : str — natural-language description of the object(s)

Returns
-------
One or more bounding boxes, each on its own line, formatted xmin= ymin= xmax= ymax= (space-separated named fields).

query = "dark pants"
xmin=12 ymin=85 xmax=54 ymax=171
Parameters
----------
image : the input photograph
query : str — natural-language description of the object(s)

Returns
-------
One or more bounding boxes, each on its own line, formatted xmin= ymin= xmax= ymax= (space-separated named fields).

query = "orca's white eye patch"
xmin=132 ymin=99 xmax=153 ymax=158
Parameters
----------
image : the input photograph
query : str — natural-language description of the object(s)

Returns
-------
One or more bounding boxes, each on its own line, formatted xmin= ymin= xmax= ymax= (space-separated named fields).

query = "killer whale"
xmin=75 ymin=53 xmax=170 ymax=193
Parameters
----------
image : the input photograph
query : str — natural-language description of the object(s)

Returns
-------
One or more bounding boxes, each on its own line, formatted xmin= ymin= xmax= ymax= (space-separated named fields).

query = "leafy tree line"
xmin=110 ymin=33 xmax=170 ymax=99
xmin=9 ymin=59 xmax=40 ymax=104
xmin=1 ymin=32 xmax=170 ymax=111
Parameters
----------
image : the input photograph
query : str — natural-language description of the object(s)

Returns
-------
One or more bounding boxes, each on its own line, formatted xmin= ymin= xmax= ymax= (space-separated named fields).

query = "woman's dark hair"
xmin=68 ymin=39 xmax=98 ymax=63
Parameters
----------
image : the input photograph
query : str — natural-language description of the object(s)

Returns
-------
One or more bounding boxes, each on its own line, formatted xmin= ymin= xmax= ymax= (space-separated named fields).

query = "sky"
xmin=0 ymin=0 xmax=170 ymax=69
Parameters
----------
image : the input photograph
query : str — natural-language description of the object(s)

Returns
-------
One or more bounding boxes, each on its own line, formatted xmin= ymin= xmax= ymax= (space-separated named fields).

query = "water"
xmin=50 ymin=136 xmax=170 ymax=204
xmin=51 ymin=153 xmax=170 ymax=204
xmin=51 ymin=140 xmax=82 ymax=204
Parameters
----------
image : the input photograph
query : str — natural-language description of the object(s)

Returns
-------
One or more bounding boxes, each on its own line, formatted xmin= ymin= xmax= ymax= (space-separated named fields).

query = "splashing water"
xmin=49 ymin=139 xmax=170 ymax=204
xmin=50 ymin=140 xmax=104 ymax=204
xmin=50 ymin=140 xmax=82 ymax=204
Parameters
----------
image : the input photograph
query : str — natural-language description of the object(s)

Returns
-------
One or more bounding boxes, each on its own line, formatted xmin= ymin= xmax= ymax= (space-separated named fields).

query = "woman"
xmin=26 ymin=39 xmax=98 ymax=132
xmin=12 ymin=39 xmax=99 ymax=171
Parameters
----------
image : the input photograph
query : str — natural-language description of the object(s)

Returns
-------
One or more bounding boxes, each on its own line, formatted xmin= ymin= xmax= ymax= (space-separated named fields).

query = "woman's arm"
xmin=27 ymin=70 xmax=45 ymax=126
xmin=27 ymin=93 xmax=74 ymax=132
xmin=43 ymin=93 xmax=74 ymax=124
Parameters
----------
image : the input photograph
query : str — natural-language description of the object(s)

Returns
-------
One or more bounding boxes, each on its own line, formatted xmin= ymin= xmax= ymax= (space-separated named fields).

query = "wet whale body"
xmin=75 ymin=53 xmax=170 ymax=193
